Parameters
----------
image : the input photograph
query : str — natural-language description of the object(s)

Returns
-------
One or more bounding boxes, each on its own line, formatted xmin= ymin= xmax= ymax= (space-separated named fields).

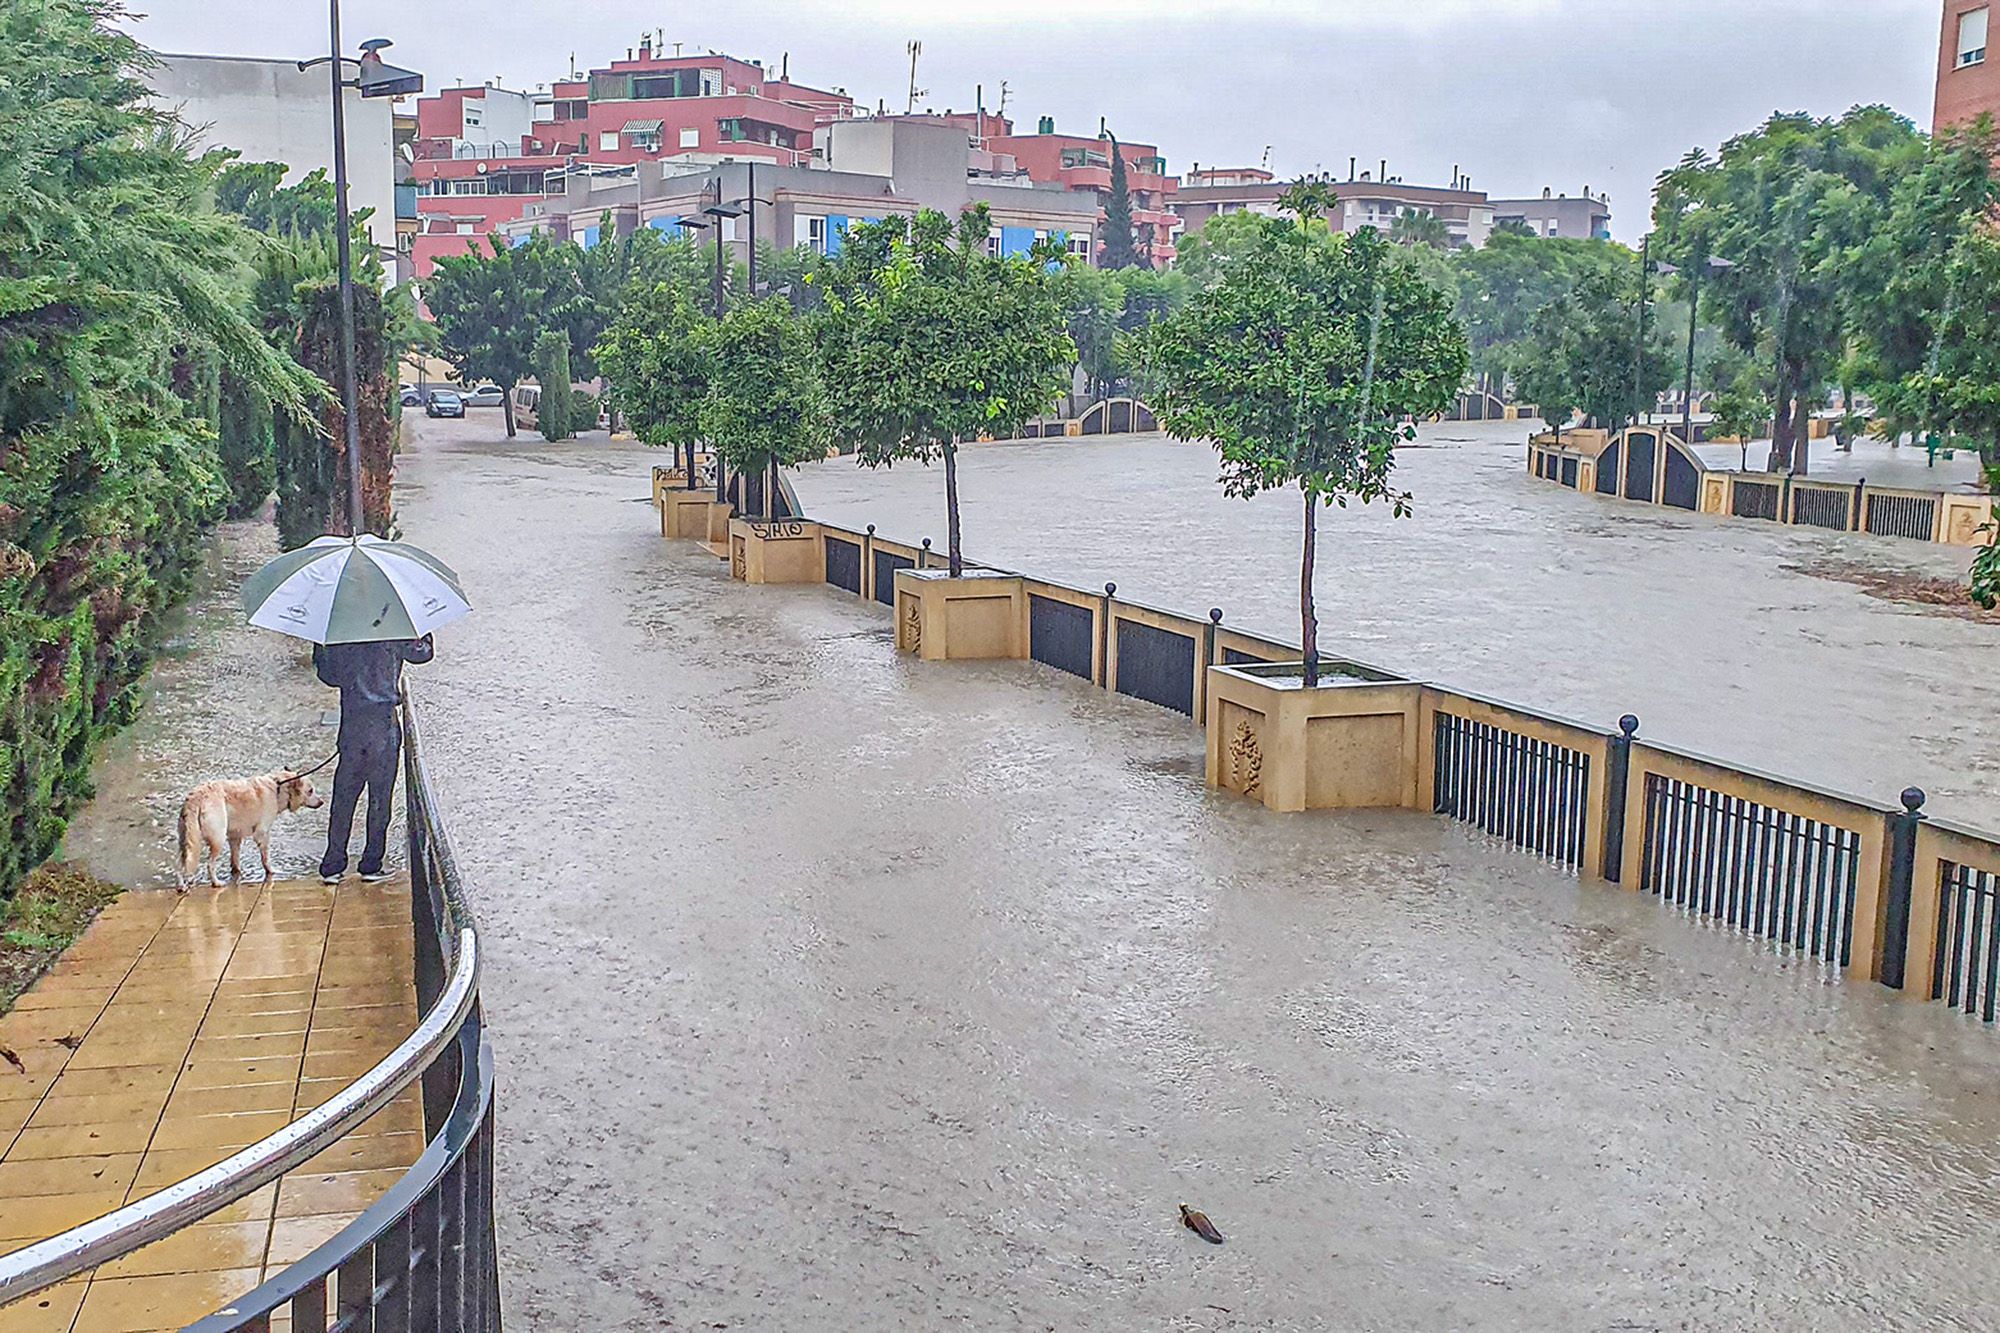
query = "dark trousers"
xmin=322 ymin=704 xmax=401 ymax=878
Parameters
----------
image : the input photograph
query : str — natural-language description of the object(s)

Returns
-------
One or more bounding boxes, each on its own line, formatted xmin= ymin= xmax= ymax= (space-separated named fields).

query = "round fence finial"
xmin=921 ymin=537 xmax=932 ymax=550
xmin=1209 ymin=607 xmax=1223 ymax=624
xmin=1619 ymin=714 xmax=1640 ymax=737
xmin=1104 ymin=582 xmax=1117 ymax=597
xmin=1902 ymin=786 xmax=1927 ymax=814
xmin=866 ymin=523 xmax=876 ymax=536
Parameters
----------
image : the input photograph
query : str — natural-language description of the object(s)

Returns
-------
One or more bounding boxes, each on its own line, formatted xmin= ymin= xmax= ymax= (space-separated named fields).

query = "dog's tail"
xmin=176 ymin=800 xmax=199 ymax=892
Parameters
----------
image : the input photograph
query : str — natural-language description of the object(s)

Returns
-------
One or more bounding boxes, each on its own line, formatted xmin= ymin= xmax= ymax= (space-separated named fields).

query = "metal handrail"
xmin=0 ymin=689 xmax=484 ymax=1310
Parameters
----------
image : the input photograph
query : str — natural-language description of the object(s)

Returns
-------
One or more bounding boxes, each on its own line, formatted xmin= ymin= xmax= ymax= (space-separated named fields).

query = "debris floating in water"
xmin=1180 ymin=1203 xmax=1224 ymax=1245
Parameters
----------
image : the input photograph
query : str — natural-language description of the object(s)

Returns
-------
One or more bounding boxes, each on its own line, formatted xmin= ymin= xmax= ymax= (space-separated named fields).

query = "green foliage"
xmin=593 ymin=282 xmax=715 ymax=458
xmin=1102 ymin=134 xmax=1140 ymax=270
xmin=1389 ymin=209 xmax=1452 ymax=251
xmin=818 ymin=205 xmax=1075 ymax=573
xmin=217 ymin=373 xmax=275 ymax=517
xmin=532 ymin=332 xmax=575 ymax=441
xmin=1449 ymin=231 xmax=1639 ymax=382
xmin=426 ymin=233 xmax=584 ymax=437
xmin=1176 ymin=208 xmax=1325 ymax=289
xmin=1653 ymin=106 xmax=1927 ymax=469
xmin=278 ymin=279 xmax=393 ymax=546
xmin=1512 ymin=270 xmax=1675 ymax=431
xmin=0 ymin=0 xmax=316 ymax=903
xmin=1150 ymin=186 xmax=1466 ymax=684
xmin=701 ymin=300 xmax=831 ymax=514
xmin=214 ymin=159 xmax=339 ymax=240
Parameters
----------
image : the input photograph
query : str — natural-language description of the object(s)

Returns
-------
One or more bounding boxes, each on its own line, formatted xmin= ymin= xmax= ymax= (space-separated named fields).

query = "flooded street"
xmin=798 ymin=421 xmax=2000 ymax=827
xmin=369 ymin=414 xmax=2000 ymax=1330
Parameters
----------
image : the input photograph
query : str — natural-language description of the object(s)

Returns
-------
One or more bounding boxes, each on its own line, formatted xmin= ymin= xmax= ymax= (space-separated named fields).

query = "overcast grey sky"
xmin=128 ymin=0 xmax=1943 ymax=241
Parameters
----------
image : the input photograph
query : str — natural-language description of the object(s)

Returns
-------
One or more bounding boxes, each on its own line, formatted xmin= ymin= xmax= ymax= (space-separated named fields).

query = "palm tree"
xmin=1389 ymin=209 xmax=1453 ymax=251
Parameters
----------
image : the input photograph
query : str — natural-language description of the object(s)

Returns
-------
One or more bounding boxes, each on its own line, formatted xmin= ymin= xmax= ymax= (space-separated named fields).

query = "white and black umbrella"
xmin=241 ymin=535 xmax=470 ymax=644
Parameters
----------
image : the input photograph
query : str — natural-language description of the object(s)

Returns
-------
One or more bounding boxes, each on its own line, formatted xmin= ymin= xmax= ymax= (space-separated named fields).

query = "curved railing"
xmin=0 ymin=689 xmax=501 ymax=1330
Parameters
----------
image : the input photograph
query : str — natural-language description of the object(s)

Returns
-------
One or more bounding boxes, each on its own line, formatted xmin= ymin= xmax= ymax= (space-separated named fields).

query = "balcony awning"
xmin=621 ymin=119 xmax=664 ymax=134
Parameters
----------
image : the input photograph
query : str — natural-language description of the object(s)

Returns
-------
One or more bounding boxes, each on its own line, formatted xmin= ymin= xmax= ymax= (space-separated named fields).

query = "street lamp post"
xmin=299 ymin=4 xmax=420 ymax=537
xmin=1681 ymin=255 xmax=1735 ymax=450
xmin=702 ymin=184 xmax=745 ymax=508
xmin=1632 ymin=235 xmax=1653 ymax=430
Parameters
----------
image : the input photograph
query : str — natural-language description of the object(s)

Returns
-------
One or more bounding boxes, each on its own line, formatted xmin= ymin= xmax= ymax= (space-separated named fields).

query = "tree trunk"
xmin=766 ymin=457 xmax=778 ymax=520
xmin=1768 ymin=358 xmax=1793 ymax=473
xmin=1836 ymin=383 xmax=1854 ymax=452
xmin=1301 ymin=488 xmax=1319 ymax=689
xmin=1791 ymin=391 xmax=1812 ymax=477
xmin=501 ymin=386 xmax=517 ymax=439
xmin=944 ymin=440 xmax=964 ymax=577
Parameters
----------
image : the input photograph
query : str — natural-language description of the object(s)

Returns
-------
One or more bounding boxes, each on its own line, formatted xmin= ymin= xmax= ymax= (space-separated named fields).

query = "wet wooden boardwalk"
xmin=0 ymin=878 xmax=424 ymax=1332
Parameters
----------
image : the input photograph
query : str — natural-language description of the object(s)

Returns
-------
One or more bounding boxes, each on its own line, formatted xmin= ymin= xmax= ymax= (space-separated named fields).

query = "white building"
xmin=145 ymin=52 xmax=398 ymax=255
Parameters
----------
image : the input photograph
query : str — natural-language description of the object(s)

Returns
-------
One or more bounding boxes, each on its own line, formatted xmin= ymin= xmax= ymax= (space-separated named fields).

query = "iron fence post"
xmin=1880 ymin=786 xmax=1926 ymax=990
xmin=1097 ymin=583 xmax=1116 ymax=689
xmin=1201 ymin=608 xmax=1222 ymax=725
xmin=1852 ymin=477 xmax=1866 ymax=532
xmin=1601 ymin=714 xmax=1639 ymax=883
xmin=920 ymin=537 xmax=932 ymax=571
xmin=862 ymin=524 xmax=875 ymax=600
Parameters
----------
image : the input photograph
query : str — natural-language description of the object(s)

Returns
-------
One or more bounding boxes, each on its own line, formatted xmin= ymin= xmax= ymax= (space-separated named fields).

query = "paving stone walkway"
xmin=0 ymin=877 xmax=423 ymax=1332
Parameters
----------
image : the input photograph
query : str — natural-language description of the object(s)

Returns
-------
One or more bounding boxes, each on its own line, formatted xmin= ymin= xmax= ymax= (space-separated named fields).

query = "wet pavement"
xmin=381 ymin=413 xmax=2000 ymax=1330
xmin=797 ymin=420 xmax=2000 ymax=828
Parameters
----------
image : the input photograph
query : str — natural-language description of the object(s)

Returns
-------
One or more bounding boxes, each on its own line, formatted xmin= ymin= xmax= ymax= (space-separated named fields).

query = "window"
xmin=1960 ymin=7 xmax=1989 ymax=66
xmin=1067 ymin=233 xmax=1091 ymax=258
xmin=454 ymin=222 xmax=473 ymax=234
xmin=984 ymin=230 xmax=1001 ymax=258
xmin=806 ymin=216 xmax=827 ymax=253
xmin=599 ymin=131 xmax=619 ymax=151
xmin=680 ymin=127 xmax=700 ymax=148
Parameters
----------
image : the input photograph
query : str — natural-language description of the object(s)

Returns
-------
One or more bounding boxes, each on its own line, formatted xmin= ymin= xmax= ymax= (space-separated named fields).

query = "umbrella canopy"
xmin=242 ymin=535 xmax=470 ymax=644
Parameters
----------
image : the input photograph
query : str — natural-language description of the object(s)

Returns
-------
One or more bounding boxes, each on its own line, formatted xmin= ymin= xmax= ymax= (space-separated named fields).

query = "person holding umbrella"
xmin=241 ymin=534 xmax=470 ymax=884
xmin=312 ymin=633 xmax=433 ymax=882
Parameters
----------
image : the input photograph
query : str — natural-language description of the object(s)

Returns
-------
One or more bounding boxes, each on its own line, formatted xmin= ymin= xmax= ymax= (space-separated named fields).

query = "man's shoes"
xmin=359 ymin=869 xmax=390 ymax=883
xmin=319 ymin=872 xmax=343 ymax=885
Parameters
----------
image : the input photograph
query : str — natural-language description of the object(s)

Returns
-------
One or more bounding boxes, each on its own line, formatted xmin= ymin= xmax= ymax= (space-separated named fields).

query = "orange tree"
xmin=1148 ymin=185 xmax=1466 ymax=686
xmin=817 ymin=205 xmax=1073 ymax=576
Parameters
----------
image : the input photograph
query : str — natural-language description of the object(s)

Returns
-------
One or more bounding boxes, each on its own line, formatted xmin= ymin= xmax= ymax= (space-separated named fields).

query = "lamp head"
xmin=357 ymin=40 xmax=423 ymax=98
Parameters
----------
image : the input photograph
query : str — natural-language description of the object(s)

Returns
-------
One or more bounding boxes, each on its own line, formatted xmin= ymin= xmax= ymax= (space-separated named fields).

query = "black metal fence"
xmin=1113 ymin=618 xmax=1198 ymax=716
xmin=1432 ymin=712 xmax=1591 ymax=869
xmin=825 ymin=535 xmax=862 ymax=595
xmin=1595 ymin=441 xmax=1621 ymax=495
xmin=1934 ymin=861 xmax=2000 ymax=1020
xmin=1791 ymin=484 xmax=1852 ymax=531
xmin=1732 ymin=477 xmax=1782 ymax=520
xmin=1028 ymin=594 xmax=1093 ymax=680
xmin=873 ymin=552 xmax=913 ymax=606
xmin=1640 ymin=773 xmax=1861 ymax=965
xmin=1625 ymin=433 xmax=1656 ymax=502
xmin=1866 ymin=492 xmax=1938 ymax=542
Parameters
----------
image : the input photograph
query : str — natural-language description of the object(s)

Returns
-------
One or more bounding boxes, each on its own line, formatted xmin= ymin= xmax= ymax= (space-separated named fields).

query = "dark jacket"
xmin=313 ymin=636 xmax=434 ymax=708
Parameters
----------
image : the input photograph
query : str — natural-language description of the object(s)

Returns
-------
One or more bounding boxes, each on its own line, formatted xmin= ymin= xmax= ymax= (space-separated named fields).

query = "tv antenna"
xmin=1261 ymin=144 xmax=1273 ymax=171
xmin=996 ymin=79 xmax=1011 ymax=122
xmin=905 ymin=40 xmax=925 ymax=115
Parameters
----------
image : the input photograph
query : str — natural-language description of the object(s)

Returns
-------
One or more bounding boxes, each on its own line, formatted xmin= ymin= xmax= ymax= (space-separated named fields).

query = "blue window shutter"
xmin=509 ymin=234 xmax=532 ymax=249
xmin=1000 ymin=226 xmax=1033 ymax=258
xmin=825 ymin=214 xmax=849 ymax=257
xmin=581 ymin=225 xmax=601 ymax=249
xmin=648 ymin=215 xmax=681 ymax=236
xmin=861 ymin=215 xmax=880 ymax=226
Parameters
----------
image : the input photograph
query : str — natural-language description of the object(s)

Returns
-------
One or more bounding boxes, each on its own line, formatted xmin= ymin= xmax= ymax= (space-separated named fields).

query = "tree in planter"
xmin=700 ymin=299 xmax=832 ymax=518
xmin=1151 ymin=188 xmax=1466 ymax=687
xmin=819 ymin=205 xmax=1075 ymax=576
xmin=531 ymin=332 xmax=576 ymax=441
xmin=426 ymin=233 xmax=577 ymax=437
xmin=593 ymin=282 xmax=715 ymax=479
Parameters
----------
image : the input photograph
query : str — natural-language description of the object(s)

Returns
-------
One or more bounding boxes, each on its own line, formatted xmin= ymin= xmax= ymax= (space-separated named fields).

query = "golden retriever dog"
xmin=176 ymin=772 xmax=325 ymax=890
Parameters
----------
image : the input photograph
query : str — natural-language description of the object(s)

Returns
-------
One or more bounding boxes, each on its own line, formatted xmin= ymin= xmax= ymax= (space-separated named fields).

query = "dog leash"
xmin=287 ymin=750 xmax=338 ymax=780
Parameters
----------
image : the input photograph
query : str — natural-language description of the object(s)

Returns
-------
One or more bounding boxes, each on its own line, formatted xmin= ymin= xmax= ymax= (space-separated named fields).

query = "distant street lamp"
xmin=702 ymin=187 xmax=745 ymax=507
xmin=1679 ymin=255 xmax=1735 ymax=450
xmin=674 ymin=213 xmax=712 ymax=491
xmin=297 ymin=6 xmax=422 ymax=534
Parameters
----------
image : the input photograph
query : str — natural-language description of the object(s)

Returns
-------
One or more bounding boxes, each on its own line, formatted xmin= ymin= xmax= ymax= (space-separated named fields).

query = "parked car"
xmin=399 ymin=385 xmax=434 ymax=407
xmin=426 ymin=390 xmax=465 ymax=419
xmin=462 ymin=383 xmax=505 ymax=407
xmin=511 ymin=384 xmax=540 ymax=433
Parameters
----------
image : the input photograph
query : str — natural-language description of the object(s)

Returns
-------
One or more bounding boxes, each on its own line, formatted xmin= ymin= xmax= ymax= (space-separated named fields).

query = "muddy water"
xmin=797 ymin=422 xmax=2000 ymax=829
xmin=362 ymin=414 xmax=2000 ymax=1330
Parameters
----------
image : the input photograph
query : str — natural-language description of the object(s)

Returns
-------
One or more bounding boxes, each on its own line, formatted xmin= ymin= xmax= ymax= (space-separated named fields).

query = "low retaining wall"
xmin=1527 ymin=434 xmax=1994 ymax=548
xmin=797 ymin=516 xmax=2000 ymax=1020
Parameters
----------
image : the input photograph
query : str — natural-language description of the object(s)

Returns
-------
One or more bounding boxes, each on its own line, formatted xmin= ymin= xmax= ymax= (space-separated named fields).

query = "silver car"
xmin=461 ymin=383 xmax=505 ymax=407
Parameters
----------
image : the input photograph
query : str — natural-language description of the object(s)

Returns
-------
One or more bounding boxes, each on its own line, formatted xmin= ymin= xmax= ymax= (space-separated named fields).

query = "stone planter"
xmin=1205 ymin=661 xmax=1421 ymax=814
xmin=702 ymin=499 xmax=734 ymax=555
xmin=660 ymin=489 xmax=714 ymax=539
xmin=893 ymin=568 xmax=1025 ymax=662
xmin=728 ymin=518 xmax=824 ymax=584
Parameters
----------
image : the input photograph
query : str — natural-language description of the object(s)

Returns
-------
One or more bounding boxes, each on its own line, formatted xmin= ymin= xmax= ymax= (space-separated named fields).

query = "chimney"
xmin=1379 ymin=158 xmax=1387 ymax=183
xmin=638 ymin=35 xmax=651 ymax=58
xmin=1543 ymin=186 xmax=1552 ymax=199
xmin=1348 ymin=156 xmax=1356 ymax=180
xmin=1452 ymin=163 xmax=1459 ymax=190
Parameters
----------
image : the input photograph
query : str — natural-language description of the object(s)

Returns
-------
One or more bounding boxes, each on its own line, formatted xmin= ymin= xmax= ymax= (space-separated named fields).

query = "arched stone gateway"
xmin=1077 ymin=397 xmax=1159 ymax=436
xmin=1531 ymin=426 xmax=1708 ymax=512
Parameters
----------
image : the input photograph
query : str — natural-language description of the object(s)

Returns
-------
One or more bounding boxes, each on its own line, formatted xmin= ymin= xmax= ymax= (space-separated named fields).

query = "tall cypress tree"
xmin=1101 ymin=133 xmax=1139 ymax=270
